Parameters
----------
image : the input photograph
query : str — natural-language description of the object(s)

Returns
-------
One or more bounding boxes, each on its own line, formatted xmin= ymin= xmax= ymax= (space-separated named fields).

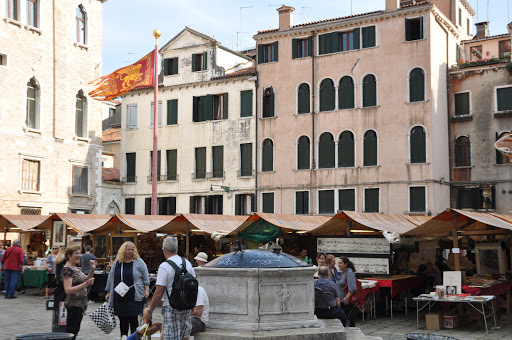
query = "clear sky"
xmin=102 ymin=0 xmax=511 ymax=75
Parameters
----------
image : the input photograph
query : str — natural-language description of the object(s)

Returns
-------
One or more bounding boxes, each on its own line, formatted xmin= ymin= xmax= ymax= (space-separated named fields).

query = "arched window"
xmin=496 ymin=132 xmax=512 ymax=164
xmin=76 ymin=6 xmax=86 ymax=44
xmin=363 ymin=130 xmax=377 ymax=166
xmin=338 ymin=76 xmax=354 ymax=109
xmin=75 ymin=90 xmax=87 ymax=138
xmin=318 ymin=132 xmax=335 ymax=168
xmin=455 ymin=136 xmax=471 ymax=166
xmin=261 ymin=138 xmax=274 ymax=172
xmin=338 ymin=131 xmax=355 ymax=167
xmin=26 ymin=77 xmax=40 ymax=129
xmin=262 ymin=87 xmax=275 ymax=118
xmin=409 ymin=68 xmax=425 ymax=102
xmin=410 ymin=126 xmax=426 ymax=163
xmin=297 ymin=83 xmax=310 ymax=114
xmin=362 ymin=74 xmax=377 ymax=107
xmin=297 ymin=136 xmax=310 ymax=170
xmin=319 ymin=79 xmax=335 ymax=112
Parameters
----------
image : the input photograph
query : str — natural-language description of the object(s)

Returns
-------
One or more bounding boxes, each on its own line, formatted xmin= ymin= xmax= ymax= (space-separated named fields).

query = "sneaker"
xmin=121 ymin=335 xmax=128 ymax=340
xmin=0 ymin=290 xmax=6 ymax=295
xmin=18 ymin=290 xmax=25 ymax=294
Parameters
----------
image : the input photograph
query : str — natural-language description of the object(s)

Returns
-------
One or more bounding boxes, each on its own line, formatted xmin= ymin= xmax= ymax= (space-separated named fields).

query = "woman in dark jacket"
xmin=335 ymin=256 xmax=357 ymax=327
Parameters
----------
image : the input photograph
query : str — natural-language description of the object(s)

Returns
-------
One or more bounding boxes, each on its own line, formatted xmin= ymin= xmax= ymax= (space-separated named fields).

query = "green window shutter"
xmin=166 ymin=149 xmax=177 ymax=180
xmin=497 ymin=87 xmax=512 ymax=111
xmin=189 ymin=196 xmax=196 ymax=213
xmin=298 ymin=83 xmax=310 ymax=114
xmin=319 ymin=190 xmax=334 ymax=214
xmin=172 ymin=57 xmax=178 ymax=74
xmin=257 ymin=44 xmax=264 ymax=64
xmin=193 ymin=97 xmax=198 ymax=122
xmin=405 ymin=19 xmax=411 ymax=41
xmin=240 ymin=143 xmax=252 ymax=176
xmin=163 ymin=58 xmax=169 ymax=75
xmin=295 ymin=191 xmax=309 ymax=214
xmin=331 ymin=32 xmax=339 ymax=53
xmin=203 ymin=52 xmax=208 ymax=70
xmin=292 ymin=38 xmax=298 ymax=59
xmin=339 ymin=76 xmax=355 ymax=109
xmin=222 ymin=93 xmax=229 ymax=119
xmin=126 ymin=153 xmax=136 ymax=182
xmin=410 ymin=126 xmax=426 ymax=163
xmin=409 ymin=68 xmax=425 ymax=102
xmin=339 ymin=189 xmax=355 ymax=211
xmin=192 ymin=54 xmax=198 ymax=71
xmin=419 ymin=16 xmax=423 ymax=39
xmin=364 ymin=188 xmax=379 ymax=212
xmin=273 ymin=41 xmax=278 ymax=62
xmin=235 ymin=194 xmax=241 ymax=215
xmin=362 ymin=26 xmax=375 ymax=48
xmin=250 ymin=193 xmax=255 ymax=213
xmin=195 ymin=147 xmax=206 ymax=178
xmin=338 ymin=131 xmax=355 ymax=167
xmin=212 ymin=146 xmax=223 ymax=177
xmin=167 ymin=99 xmax=178 ymax=125
xmin=240 ymin=90 xmax=253 ymax=117
xmin=297 ymin=136 xmax=310 ymax=170
xmin=145 ymin=197 xmax=151 ymax=215
xmin=262 ymin=139 xmax=273 ymax=172
xmin=363 ymin=130 xmax=377 ymax=166
xmin=319 ymin=34 xmax=326 ymax=55
xmin=410 ymin=187 xmax=426 ymax=212
xmin=269 ymin=89 xmax=275 ymax=117
xmin=353 ymin=28 xmax=360 ymax=49
xmin=319 ymin=133 xmax=335 ymax=168
xmin=320 ymin=79 xmax=335 ymax=112
xmin=204 ymin=95 xmax=212 ymax=121
xmin=157 ymin=150 xmax=161 ymax=179
xmin=363 ymin=75 xmax=377 ymax=107
xmin=308 ymin=36 xmax=313 ymax=56
xmin=262 ymin=193 xmax=274 ymax=213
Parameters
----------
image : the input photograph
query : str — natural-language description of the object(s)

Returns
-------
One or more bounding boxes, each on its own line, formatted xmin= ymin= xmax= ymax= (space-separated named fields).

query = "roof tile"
xmin=102 ymin=126 xmax=121 ymax=142
xmin=102 ymin=167 xmax=120 ymax=182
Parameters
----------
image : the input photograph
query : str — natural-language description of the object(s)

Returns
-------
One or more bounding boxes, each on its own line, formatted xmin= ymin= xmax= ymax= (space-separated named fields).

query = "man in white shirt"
xmin=144 ymin=236 xmax=196 ymax=340
xmin=191 ymin=286 xmax=209 ymax=335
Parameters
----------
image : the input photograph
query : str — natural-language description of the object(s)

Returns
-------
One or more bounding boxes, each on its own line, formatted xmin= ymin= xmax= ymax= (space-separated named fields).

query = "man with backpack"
xmin=145 ymin=236 xmax=197 ymax=340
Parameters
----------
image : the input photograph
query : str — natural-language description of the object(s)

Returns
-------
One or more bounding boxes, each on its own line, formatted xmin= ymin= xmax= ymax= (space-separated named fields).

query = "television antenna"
xmin=238 ymin=6 xmax=253 ymax=51
xmin=301 ymin=6 xmax=311 ymax=24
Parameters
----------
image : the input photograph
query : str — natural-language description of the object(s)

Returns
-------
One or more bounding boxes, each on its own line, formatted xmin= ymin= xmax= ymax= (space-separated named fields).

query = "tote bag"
xmin=89 ymin=302 xmax=116 ymax=334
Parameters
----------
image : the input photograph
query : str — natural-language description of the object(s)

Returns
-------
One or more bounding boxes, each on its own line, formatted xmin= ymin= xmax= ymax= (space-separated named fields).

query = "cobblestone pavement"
xmin=2 ymin=293 xmax=512 ymax=340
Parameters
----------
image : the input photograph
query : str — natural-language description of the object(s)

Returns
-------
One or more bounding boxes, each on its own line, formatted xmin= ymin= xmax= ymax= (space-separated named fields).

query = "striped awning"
xmin=94 ymin=215 xmax=176 ymax=234
xmin=228 ymin=213 xmax=331 ymax=236
xmin=53 ymin=213 xmax=112 ymax=234
xmin=403 ymin=215 xmax=433 ymax=226
xmin=0 ymin=215 xmax=51 ymax=232
xmin=169 ymin=214 xmax=249 ymax=236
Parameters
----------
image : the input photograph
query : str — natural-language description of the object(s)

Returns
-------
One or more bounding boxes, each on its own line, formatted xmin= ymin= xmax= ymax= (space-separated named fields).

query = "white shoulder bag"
xmin=114 ymin=262 xmax=140 ymax=297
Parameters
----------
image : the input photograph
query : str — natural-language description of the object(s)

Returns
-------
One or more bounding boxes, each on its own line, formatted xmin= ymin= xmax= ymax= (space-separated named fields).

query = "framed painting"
xmin=52 ymin=221 xmax=66 ymax=246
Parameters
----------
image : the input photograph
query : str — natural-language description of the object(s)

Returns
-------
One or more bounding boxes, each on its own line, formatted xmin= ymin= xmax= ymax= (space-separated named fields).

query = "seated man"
xmin=314 ymin=266 xmax=347 ymax=326
xmin=191 ymin=285 xmax=209 ymax=336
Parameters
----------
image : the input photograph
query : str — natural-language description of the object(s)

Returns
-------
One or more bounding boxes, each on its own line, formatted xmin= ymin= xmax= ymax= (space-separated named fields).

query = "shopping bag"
xmin=89 ymin=302 xmax=116 ymax=334
xmin=126 ymin=332 xmax=139 ymax=340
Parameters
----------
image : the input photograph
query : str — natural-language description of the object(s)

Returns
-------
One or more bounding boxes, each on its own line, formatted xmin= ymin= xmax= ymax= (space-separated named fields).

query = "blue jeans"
xmin=4 ymin=270 xmax=20 ymax=298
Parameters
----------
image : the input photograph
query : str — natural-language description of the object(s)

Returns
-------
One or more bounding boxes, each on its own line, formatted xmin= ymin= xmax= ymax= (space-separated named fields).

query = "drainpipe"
xmin=311 ymin=31 xmax=317 ymax=214
xmin=254 ymin=65 xmax=259 ymax=212
xmin=52 ymin=0 xmax=57 ymax=139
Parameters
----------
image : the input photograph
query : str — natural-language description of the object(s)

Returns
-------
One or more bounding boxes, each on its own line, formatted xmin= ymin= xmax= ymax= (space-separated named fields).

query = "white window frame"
xmin=317 ymin=189 xmax=336 ymax=215
xmin=74 ymin=5 xmax=88 ymax=46
xmin=404 ymin=15 xmax=426 ymax=42
xmin=361 ymin=129 xmax=379 ymax=167
xmin=25 ymin=0 xmax=40 ymax=28
xmin=24 ymin=76 xmax=42 ymax=132
xmin=295 ymin=82 xmax=311 ymax=115
xmin=19 ymin=153 xmax=43 ymax=194
xmin=453 ymin=90 xmax=472 ymax=117
xmin=408 ymin=185 xmax=427 ymax=214
xmin=406 ymin=67 xmax=427 ymax=103
xmin=74 ymin=90 xmax=88 ymax=140
xmin=360 ymin=24 xmax=378 ymax=49
xmin=295 ymin=135 xmax=311 ymax=170
xmin=5 ymin=0 xmax=21 ymax=22
xmin=294 ymin=190 xmax=310 ymax=215
xmin=408 ymin=125 xmax=428 ymax=164
xmin=338 ymin=187 xmax=357 ymax=211
xmin=260 ymin=191 xmax=275 ymax=213
xmin=363 ymin=187 xmax=380 ymax=213
xmin=494 ymin=85 xmax=512 ymax=113
xmin=70 ymin=162 xmax=90 ymax=197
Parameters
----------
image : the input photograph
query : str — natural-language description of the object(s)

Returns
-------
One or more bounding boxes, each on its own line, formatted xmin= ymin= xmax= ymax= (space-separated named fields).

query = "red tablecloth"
xmin=366 ymin=275 xmax=423 ymax=297
xmin=462 ymin=281 xmax=512 ymax=296
xmin=362 ymin=282 xmax=380 ymax=297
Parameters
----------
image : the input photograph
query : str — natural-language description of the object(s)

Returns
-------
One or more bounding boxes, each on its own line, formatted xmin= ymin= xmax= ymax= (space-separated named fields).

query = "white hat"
xmin=194 ymin=252 xmax=208 ymax=263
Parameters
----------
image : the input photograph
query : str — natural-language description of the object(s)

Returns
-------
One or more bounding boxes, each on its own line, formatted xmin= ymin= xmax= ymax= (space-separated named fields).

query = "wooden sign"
xmin=317 ymin=237 xmax=390 ymax=255
xmin=351 ymin=257 xmax=390 ymax=275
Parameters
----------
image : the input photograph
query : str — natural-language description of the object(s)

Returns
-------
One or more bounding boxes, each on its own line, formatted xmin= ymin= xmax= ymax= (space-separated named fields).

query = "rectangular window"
xmin=145 ymin=197 xmax=152 ymax=215
xmin=166 ymin=149 xmax=177 ymax=180
xmin=206 ymin=195 xmax=223 ymax=214
xmin=470 ymin=45 xmax=482 ymax=61
xmin=167 ymin=99 xmax=178 ymax=125
xmin=159 ymin=197 xmax=177 ymax=215
xmin=126 ymin=153 xmax=136 ymax=182
xmin=235 ymin=194 xmax=255 ymax=215
xmin=240 ymin=143 xmax=252 ymax=176
xmin=75 ymin=94 xmax=86 ymax=138
xmin=26 ymin=82 xmax=37 ymax=129
xmin=454 ymin=92 xmax=470 ymax=116
xmin=150 ymin=101 xmax=162 ymax=127
xmin=192 ymin=52 xmax=207 ymax=72
xmin=21 ymin=158 xmax=40 ymax=191
xmin=339 ymin=189 xmax=355 ymax=211
xmin=6 ymin=0 xmax=18 ymax=20
xmin=295 ymin=191 xmax=309 ymax=215
xmin=189 ymin=196 xmax=205 ymax=214
xmin=240 ymin=90 xmax=253 ymax=117
xmin=361 ymin=26 xmax=376 ymax=48
xmin=405 ymin=17 xmax=423 ymax=41
xmin=318 ymin=190 xmax=335 ymax=214
xmin=457 ymin=187 xmax=495 ymax=210
xmin=27 ymin=0 xmax=37 ymax=27
xmin=467 ymin=19 xmax=471 ymax=36
xmin=262 ymin=192 xmax=274 ymax=213
xmin=109 ymin=108 xmax=115 ymax=118
xmin=149 ymin=150 xmax=161 ymax=181
xmin=364 ymin=188 xmax=379 ymax=213
xmin=163 ymin=57 xmax=178 ymax=75
xmin=195 ymin=147 xmax=206 ymax=179
xmin=125 ymin=198 xmax=135 ymax=214
xmin=458 ymin=8 xmax=462 ymax=26
xmin=499 ymin=40 xmax=511 ymax=59
xmin=257 ymin=42 xmax=278 ymax=64
xmin=126 ymin=104 xmax=137 ymax=129
xmin=497 ymin=86 xmax=512 ymax=112
xmin=193 ymin=96 xmax=206 ymax=122
xmin=212 ymin=146 xmax=224 ymax=178
xmin=340 ymin=30 xmax=354 ymax=51
xmin=292 ymin=37 xmax=312 ymax=59
xmin=211 ymin=93 xmax=228 ymax=120
xmin=409 ymin=186 xmax=426 ymax=212
xmin=72 ymin=165 xmax=88 ymax=195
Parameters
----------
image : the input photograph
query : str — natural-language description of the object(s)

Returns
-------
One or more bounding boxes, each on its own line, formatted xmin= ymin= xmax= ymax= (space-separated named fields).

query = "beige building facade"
xmin=254 ymin=0 xmax=474 ymax=215
xmin=120 ymin=28 xmax=256 ymax=215
xmin=0 ymin=0 xmax=106 ymax=214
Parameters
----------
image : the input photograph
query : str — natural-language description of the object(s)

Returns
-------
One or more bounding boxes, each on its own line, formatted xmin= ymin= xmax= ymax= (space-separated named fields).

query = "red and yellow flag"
xmin=89 ymin=50 xmax=155 ymax=101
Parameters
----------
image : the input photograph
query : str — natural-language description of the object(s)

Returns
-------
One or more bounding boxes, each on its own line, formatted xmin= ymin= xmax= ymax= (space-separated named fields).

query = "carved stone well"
xmin=194 ymin=248 xmax=320 ymax=331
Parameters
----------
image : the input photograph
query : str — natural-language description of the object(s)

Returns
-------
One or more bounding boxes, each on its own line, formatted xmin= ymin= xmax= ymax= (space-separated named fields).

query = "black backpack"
xmin=165 ymin=257 xmax=198 ymax=310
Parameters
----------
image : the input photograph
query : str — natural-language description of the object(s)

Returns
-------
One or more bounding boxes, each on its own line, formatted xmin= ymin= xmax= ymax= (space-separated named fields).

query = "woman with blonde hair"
xmin=105 ymin=241 xmax=149 ymax=340
xmin=325 ymin=254 xmax=339 ymax=282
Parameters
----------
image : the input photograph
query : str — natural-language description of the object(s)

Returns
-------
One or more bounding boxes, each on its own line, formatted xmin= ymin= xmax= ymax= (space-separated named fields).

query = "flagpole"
xmin=151 ymin=29 xmax=161 ymax=215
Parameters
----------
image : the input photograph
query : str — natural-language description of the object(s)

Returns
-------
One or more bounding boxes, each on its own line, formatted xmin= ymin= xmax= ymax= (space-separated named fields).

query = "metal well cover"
xmin=205 ymin=249 xmax=310 ymax=268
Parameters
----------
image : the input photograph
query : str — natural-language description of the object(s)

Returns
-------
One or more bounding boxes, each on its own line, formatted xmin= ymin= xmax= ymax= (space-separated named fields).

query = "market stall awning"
xmin=492 ymin=213 xmax=512 ymax=225
xmin=0 ymin=214 xmax=52 ymax=232
xmin=403 ymin=215 xmax=433 ymax=226
xmin=167 ymin=214 xmax=249 ymax=236
xmin=94 ymin=214 xmax=177 ymax=234
xmin=403 ymin=209 xmax=512 ymax=237
xmin=310 ymin=211 xmax=418 ymax=236
xmin=51 ymin=213 xmax=113 ymax=234
xmin=228 ymin=212 xmax=331 ymax=237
